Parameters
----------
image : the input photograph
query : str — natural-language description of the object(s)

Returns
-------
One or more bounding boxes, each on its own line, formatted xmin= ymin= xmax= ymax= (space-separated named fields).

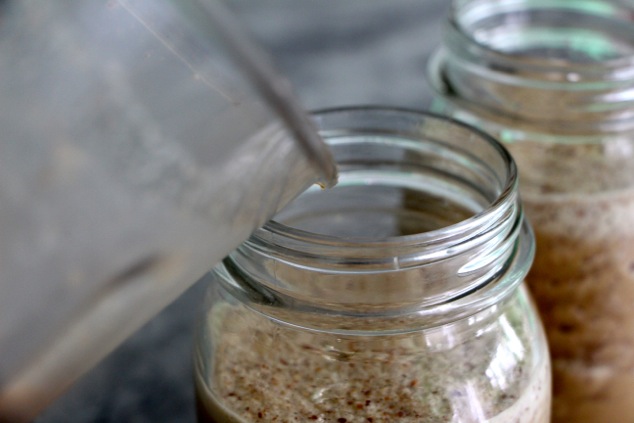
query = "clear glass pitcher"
xmin=0 ymin=0 xmax=336 ymax=420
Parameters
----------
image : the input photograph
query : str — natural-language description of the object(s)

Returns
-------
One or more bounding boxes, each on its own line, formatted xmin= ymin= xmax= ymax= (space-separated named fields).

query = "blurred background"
xmin=36 ymin=1 xmax=449 ymax=421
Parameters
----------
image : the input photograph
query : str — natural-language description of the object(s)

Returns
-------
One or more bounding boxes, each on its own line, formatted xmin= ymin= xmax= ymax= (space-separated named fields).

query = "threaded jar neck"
xmin=430 ymin=0 xmax=634 ymax=134
xmin=216 ymin=108 xmax=533 ymax=331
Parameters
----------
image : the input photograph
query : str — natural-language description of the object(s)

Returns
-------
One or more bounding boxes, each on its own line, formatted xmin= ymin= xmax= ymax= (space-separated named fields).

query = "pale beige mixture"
xmin=497 ymin=132 xmax=634 ymax=422
xmin=519 ymin=187 xmax=634 ymax=423
xmin=195 ymin=291 xmax=550 ymax=423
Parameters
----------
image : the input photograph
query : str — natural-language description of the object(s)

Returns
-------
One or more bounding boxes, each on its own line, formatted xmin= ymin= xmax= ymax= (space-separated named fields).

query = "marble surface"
xmin=36 ymin=1 xmax=449 ymax=421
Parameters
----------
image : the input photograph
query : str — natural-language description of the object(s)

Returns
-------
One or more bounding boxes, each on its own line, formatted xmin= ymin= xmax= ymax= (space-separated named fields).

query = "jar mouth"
xmin=220 ymin=107 xmax=532 ymax=328
xmin=429 ymin=0 xmax=634 ymax=132
xmin=249 ymin=107 xmax=519 ymax=270
xmin=450 ymin=0 xmax=634 ymax=81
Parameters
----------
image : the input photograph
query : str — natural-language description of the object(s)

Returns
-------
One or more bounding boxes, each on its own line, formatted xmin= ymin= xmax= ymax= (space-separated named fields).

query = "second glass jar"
xmin=429 ymin=1 xmax=634 ymax=421
xmin=194 ymin=108 xmax=550 ymax=422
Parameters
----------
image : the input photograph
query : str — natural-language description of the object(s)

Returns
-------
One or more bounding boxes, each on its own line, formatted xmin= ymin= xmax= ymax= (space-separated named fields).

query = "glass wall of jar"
xmin=428 ymin=1 xmax=634 ymax=422
xmin=193 ymin=108 xmax=551 ymax=422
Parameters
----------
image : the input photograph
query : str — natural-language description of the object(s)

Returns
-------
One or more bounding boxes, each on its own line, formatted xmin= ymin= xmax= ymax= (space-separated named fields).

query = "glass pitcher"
xmin=0 ymin=0 xmax=335 ymax=420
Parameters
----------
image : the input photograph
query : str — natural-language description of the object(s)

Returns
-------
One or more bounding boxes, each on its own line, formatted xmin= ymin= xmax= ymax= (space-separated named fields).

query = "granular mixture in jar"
xmin=196 ymin=293 xmax=550 ymax=423
xmin=524 ymin=193 xmax=634 ymax=422
xmin=506 ymin=157 xmax=634 ymax=423
xmin=497 ymin=136 xmax=634 ymax=423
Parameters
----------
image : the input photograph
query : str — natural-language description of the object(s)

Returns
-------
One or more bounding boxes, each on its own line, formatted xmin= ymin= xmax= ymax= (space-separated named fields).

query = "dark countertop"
xmin=36 ymin=1 xmax=449 ymax=421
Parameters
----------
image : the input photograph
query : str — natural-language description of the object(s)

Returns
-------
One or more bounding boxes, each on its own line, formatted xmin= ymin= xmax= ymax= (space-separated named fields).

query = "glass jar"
xmin=428 ymin=1 xmax=634 ymax=421
xmin=193 ymin=107 xmax=551 ymax=422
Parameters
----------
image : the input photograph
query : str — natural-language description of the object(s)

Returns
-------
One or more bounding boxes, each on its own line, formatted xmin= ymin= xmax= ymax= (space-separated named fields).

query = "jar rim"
xmin=447 ymin=0 xmax=634 ymax=81
xmin=249 ymin=106 xmax=519 ymax=267
xmin=222 ymin=107 xmax=533 ymax=326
